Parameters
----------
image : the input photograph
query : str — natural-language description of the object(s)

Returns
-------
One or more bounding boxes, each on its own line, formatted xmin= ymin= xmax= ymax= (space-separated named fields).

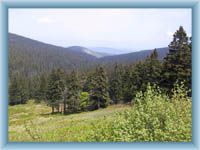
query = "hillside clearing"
xmin=9 ymin=100 xmax=131 ymax=142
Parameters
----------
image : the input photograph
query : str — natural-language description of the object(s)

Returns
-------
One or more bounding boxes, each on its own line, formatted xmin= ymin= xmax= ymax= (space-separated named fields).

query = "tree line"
xmin=9 ymin=26 xmax=192 ymax=114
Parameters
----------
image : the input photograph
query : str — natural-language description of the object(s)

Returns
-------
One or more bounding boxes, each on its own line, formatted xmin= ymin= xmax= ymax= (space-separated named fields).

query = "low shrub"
xmin=88 ymin=83 xmax=192 ymax=142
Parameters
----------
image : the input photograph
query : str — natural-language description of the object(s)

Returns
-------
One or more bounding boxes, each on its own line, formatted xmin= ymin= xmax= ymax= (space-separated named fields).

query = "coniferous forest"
xmin=9 ymin=26 xmax=192 ymax=142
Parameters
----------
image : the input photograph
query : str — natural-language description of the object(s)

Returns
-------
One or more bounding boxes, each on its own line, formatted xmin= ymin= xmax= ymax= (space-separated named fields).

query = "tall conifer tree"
xmin=9 ymin=76 xmax=21 ymax=105
xmin=46 ymin=69 xmax=65 ymax=113
xmin=90 ymin=66 xmax=110 ymax=110
xmin=65 ymin=70 xmax=81 ymax=113
xmin=162 ymin=26 xmax=191 ymax=91
xmin=109 ymin=64 xmax=123 ymax=104
xmin=145 ymin=49 xmax=162 ymax=85
xmin=9 ymin=74 xmax=29 ymax=105
xmin=35 ymin=74 xmax=47 ymax=103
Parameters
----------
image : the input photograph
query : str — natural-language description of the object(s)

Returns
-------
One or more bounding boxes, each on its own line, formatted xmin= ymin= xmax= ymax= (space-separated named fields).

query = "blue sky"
xmin=9 ymin=8 xmax=191 ymax=53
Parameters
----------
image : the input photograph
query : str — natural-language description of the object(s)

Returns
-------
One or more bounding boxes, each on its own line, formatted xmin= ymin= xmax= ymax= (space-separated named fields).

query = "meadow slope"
xmin=9 ymin=101 xmax=130 ymax=142
xmin=9 ymin=84 xmax=192 ymax=142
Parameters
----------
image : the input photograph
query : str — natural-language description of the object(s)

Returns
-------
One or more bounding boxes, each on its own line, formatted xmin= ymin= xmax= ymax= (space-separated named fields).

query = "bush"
xmin=88 ymin=83 xmax=192 ymax=142
xmin=80 ymin=92 xmax=90 ymax=111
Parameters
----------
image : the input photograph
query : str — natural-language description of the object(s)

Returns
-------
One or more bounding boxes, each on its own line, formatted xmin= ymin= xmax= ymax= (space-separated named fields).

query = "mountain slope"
xmin=99 ymin=47 xmax=169 ymax=64
xmin=9 ymin=33 xmax=169 ymax=78
xmin=9 ymin=33 xmax=98 ymax=76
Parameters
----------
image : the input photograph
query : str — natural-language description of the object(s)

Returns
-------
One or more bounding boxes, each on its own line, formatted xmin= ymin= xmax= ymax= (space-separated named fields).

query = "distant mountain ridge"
xmin=9 ymin=33 xmax=169 ymax=77
xmin=99 ymin=47 xmax=169 ymax=64
xmin=66 ymin=46 xmax=111 ymax=58
xmin=90 ymin=47 xmax=126 ymax=55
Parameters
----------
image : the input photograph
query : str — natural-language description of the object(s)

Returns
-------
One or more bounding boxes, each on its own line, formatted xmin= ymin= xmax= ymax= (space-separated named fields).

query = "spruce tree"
xmin=109 ymin=64 xmax=123 ymax=104
xmin=133 ymin=61 xmax=147 ymax=92
xmin=18 ymin=76 xmax=29 ymax=104
xmin=120 ymin=50 xmax=161 ymax=103
xmin=35 ymin=74 xmax=47 ymax=103
xmin=9 ymin=76 xmax=21 ymax=105
xmin=145 ymin=49 xmax=162 ymax=85
xmin=65 ymin=70 xmax=81 ymax=113
xmin=121 ymin=65 xmax=138 ymax=103
xmin=46 ymin=69 xmax=65 ymax=113
xmin=28 ymin=76 xmax=40 ymax=100
xmin=90 ymin=66 xmax=110 ymax=110
xmin=9 ymin=75 xmax=29 ymax=105
xmin=83 ymin=72 xmax=95 ymax=93
xmin=162 ymin=26 xmax=191 ymax=91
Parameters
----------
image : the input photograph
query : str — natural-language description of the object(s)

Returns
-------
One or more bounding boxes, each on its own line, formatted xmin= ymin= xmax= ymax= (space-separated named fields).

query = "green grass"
xmin=9 ymin=84 xmax=192 ymax=142
xmin=9 ymin=100 xmax=130 ymax=142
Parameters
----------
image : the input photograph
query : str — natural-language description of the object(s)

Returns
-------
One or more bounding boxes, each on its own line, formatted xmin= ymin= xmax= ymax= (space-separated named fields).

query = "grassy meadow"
xmin=9 ymin=84 xmax=192 ymax=142
xmin=9 ymin=100 xmax=130 ymax=142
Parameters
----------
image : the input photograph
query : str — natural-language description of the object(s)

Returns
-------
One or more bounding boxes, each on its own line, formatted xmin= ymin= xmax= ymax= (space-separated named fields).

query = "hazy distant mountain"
xmin=67 ymin=46 xmax=111 ymax=58
xmin=99 ymin=47 xmax=169 ymax=64
xmin=91 ymin=47 xmax=127 ymax=55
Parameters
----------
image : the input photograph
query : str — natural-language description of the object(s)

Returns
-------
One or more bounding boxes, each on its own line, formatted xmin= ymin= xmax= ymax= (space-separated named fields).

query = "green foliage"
xmin=35 ymin=74 xmax=47 ymax=103
xmin=162 ymin=26 xmax=191 ymax=91
xmin=144 ymin=49 xmax=162 ymax=85
xmin=90 ymin=66 xmax=110 ymax=110
xmin=121 ymin=65 xmax=135 ymax=102
xmin=46 ymin=69 xmax=65 ymax=113
xmin=9 ymin=75 xmax=29 ymax=105
xmin=9 ymin=26 xmax=191 ymax=107
xmin=132 ymin=49 xmax=161 ymax=95
xmin=9 ymin=26 xmax=192 ymax=142
xmin=171 ymin=81 xmax=191 ymax=102
xmin=19 ymin=77 xmax=29 ymax=104
xmin=9 ymin=76 xmax=21 ymax=105
xmin=65 ymin=70 xmax=81 ymax=113
xmin=27 ymin=77 xmax=40 ymax=100
xmin=80 ymin=92 xmax=90 ymax=111
xmin=83 ymin=72 xmax=95 ymax=93
xmin=9 ymin=101 xmax=129 ymax=142
xmin=88 ymin=84 xmax=191 ymax=142
xmin=120 ymin=50 xmax=162 ymax=103
xmin=109 ymin=64 xmax=124 ymax=104
xmin=9 ymin=33 xmax=97 ymax=79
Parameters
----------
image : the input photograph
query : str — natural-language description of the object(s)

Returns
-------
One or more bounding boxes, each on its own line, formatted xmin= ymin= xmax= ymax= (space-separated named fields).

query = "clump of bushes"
xmin=88 ymin=83 xmax=192 ymax=142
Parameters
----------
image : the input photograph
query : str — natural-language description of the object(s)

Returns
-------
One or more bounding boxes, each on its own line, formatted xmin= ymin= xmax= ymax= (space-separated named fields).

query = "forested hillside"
xmin=9 ymin=26 xmax=191 ymax=106
xmin=9 ymin=33 xmax=171 ymax=105
xmin=99 ymin=47 xmax=169 ymax=65
xmin=9 ymin=33 xmax=168 ymax=78
xmin=9 ymin=33 xmax=98 ymax=78
xmin=9 ymin=27 xmax=191 ymax=106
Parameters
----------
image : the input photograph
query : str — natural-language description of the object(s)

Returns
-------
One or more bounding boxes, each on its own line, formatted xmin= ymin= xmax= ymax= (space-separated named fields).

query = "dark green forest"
xmin=9 ymin=26 xmax=192 ymax=115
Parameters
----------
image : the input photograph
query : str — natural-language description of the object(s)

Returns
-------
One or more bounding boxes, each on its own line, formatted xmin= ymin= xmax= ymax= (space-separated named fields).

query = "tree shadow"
xmin=39 ymin=112 xmax=62 ymax=116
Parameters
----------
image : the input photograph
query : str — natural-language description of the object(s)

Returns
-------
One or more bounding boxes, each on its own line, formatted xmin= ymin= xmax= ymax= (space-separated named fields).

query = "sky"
xmin=9 ymin=8 xmax=192 ymax=53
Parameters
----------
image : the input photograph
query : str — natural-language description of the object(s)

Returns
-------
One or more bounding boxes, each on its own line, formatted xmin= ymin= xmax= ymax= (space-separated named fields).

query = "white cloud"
xmin=37 ymin=16 xmax=55 ymax=24
xmin=167 ymin=30 xmax=174 ymax=38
